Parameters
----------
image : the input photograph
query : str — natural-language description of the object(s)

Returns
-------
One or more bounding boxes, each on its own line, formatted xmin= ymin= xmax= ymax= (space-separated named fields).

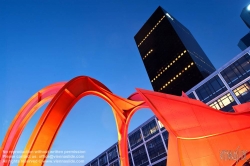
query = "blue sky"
xmin=1 ymin=0 xmax=250 ymax=165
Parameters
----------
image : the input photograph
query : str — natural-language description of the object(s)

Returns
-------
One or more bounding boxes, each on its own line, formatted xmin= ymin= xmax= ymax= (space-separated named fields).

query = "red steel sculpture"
xmin=1 ymin=76 xmax=250 ymax=166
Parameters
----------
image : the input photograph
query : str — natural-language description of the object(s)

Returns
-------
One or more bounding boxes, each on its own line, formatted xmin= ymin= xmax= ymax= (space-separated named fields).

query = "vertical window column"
xmin=127 ymin=138 xmax=135 ymax=166
xmin=218 ymin=73 xmax=241 ymax=104
xmin=192 ymin=91 xmax=199 ymax=100
xmin=128 ymin=152 xmax=134 ymax=166
xmin=140 ymin=128 xmax=151 ymax=165
xmin=115 ymin=144 xmax=120 ymax=162
xmin=155 ymin=118 xmax=167 ymax=153
xmin=105 ymin=151 xmax=109 ymax=165
xmin=162 ymin=131 xmax=169 ymax=149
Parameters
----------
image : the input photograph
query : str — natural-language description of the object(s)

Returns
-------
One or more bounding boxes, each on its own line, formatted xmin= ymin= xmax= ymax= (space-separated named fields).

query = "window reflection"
xmin=162 ymin=131 xmax=169 ymax=148
xmin=108 ymin=147 xmax=118 ymax=163
xmin=221 ymin=53 xmax=250 ymax=87
xmin=142 ymin=120 xmax=159 ymax=140
xmin=233 ymin=80 xmax=250 ymax=103
xmin=187 ymin=92 xmax=196 ymax=99
xmin=195 ymin=75 xmax=226 ymax=103
xmin=109 ymin=160 xmax=119 ymax=166
xmin=128 ymin=153 xmax=133 ymax=166
xmin=146 ymin=135 xmax=166 ymax=163
xmin=209 ymin=93 xmax=237 ymax=112
xmin=132 ymin=145 xmax=149 ymax=166
xmin=99 ymin=154 xmax=108 ymax=166
xmin=91 ymin=160 xmax=98 ymax=166
xmin=129 ymin=130 xmax=143 ymax=150
xmin=157 ymin=120 xmax=165 ymax=129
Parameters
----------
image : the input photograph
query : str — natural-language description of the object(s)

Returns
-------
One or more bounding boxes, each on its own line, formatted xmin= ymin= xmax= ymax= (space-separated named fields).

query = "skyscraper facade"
xmin=134 ymin=6 xmax=216 ymax=96
xmin=238 ymin=4 xmax=250 ymax=50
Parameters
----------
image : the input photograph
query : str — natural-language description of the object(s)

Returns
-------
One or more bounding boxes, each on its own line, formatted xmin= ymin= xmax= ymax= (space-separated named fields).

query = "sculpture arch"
xmin=2 ymin=76 xmax=250 ymax=166
xmin=17 ymin=76 xmax=144 ymax=166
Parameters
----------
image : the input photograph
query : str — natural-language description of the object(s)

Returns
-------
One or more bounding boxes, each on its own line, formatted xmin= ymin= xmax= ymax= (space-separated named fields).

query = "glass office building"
xmin=134 ymin=6 xmax=215 ymax=96
xmin=186 ymin=47 xmax=250 ymax=112
xmin=85 ymin=116 xmax=168 ymax=166
xmin=238 ymin=33 xmax=250 ymax=51
xmin=85 ymin=47 xmax=250 ymax=166
xmin=238 ymin=4 xmax=250 ymax=50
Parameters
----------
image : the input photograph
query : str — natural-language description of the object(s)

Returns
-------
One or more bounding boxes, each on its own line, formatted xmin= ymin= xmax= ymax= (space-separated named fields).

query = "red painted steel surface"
xmin=0 ymin=83 xmax=65 ymax=166
xmin=1 ymin=76 xmax=250 ymax=166
xmin=136 ymin=88 xmax=250 ymax=166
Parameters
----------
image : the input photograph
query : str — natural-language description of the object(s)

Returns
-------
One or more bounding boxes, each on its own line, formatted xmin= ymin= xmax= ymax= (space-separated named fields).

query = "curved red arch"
xmin=2 ymin=76 xmax=250 ymax=166
xmin=17 ymin=76 xmax=144 ymax=166
xmin=0 ymin=82 xmax=66 ymax=166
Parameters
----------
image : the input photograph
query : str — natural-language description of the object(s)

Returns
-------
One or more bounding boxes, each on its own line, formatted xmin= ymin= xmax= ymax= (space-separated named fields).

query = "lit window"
xmin=168 ymin=82 xmax=170 ymax=84
xmin=165 ymin=83 xmax=168 ymax=86
xmin=165 ymin=67 xmax=167 ymax=70
xmin=175 ymin=58 xmax=177 ymax=61
xmin=181 ymin=53 xmax=183 ymax=55
xmin=191 ymin=62 xmax=194 ymax=65
xmin=179 ymin=73 xmax=181 ymax=75
xmin=168 ymin=65 xmax=170 ymax=67
xmin=171 ymin=79 xmax=173 ymax=82
xmin=170 ymin=63 xmax=172 ymax=65
xmin=233 ymin=84 xmax=249 ymax=97
xmin=173 ymin=60 xmax=175 ymax=63
xmin=184 ymin=50 xmax=186 ymax=53
xmin=209 ymin=93 xmax=235 ymax=111
xmin=176 ymin=75 xmax=178 ymax=77
xmin=163 ymin=86 xmax=165 ymax=88
xmin=188 ymin=65 xmax=190 ymax=68
xmin=178 ymin=56 xmax=180 ymax=58
xmin=158 ymin=120 xmax=164 ymax=128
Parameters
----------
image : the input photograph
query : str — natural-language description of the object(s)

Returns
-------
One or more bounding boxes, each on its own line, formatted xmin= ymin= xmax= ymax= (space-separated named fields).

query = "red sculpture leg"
xmin=0 ymin=83 xmax=65 ymax=166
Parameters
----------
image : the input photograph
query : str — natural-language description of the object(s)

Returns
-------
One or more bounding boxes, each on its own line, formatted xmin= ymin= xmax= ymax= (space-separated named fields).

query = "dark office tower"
xmin=240 ymin=4 xmax=250 ymax=28
xmin=238 ymin=4 xmax=250 ymax=50
xmin=134 ymin=6 xmax=216 ymax=96
xmin=238 ymin=33 xmax=250 ymax=50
